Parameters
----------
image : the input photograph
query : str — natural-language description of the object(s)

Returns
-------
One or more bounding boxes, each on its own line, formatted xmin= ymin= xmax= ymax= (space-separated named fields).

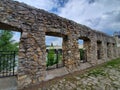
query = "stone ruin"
xmin=0 ymin=0 xmax=120 ymax=89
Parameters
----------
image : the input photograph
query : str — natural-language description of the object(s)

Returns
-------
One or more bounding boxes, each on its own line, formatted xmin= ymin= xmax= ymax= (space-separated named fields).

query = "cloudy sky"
xmin=13 ymin=0 xmax=120 ymax=45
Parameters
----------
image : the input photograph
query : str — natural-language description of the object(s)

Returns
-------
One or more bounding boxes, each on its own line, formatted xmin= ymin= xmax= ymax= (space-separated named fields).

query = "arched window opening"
xmin=97 ymin=41 xmax=102 ymax=59
xmin=0 ymin=29 xmax=21 ymax=77
xmin=45 ymin=35 xmax=63 ymax=70
xmin=78 ymin=39 xmax=87 ymax=63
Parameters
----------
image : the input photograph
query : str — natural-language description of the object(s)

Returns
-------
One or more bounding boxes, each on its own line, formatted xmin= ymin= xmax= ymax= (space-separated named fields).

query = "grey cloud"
xmin=88 ymin=0 xmax=95 ymax=4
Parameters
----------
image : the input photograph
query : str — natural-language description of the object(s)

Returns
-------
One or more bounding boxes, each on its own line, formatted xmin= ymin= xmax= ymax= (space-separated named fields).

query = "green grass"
xmin=104 ymin=58 xmax=120 ymax=68
xmin=86 ymin=58 xmax=120 ymax=77
xmin=87 ymin=69 xmax=106 ymax=77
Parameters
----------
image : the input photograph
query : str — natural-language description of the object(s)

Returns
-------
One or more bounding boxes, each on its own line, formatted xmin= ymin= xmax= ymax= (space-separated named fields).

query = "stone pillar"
xmin=115 ymin=44 xmax=119 ymax=58
xmin=84 ymin=39 xmax=97 ymax=66
xmin=62 ymin=34 xmax=80 ymax=72
xmin=114 ymin=44 xmax=117 ymax=58
xmin=101 ymin=42 xmax=107 ymax=62
xmin=107 ymin=43 xmax=113 ymax=60
xmin=84 ymin=40 xmax=90 ymax=62
xmin=117 ymin=47 xmax=120 ymax=58
xmin=110 ymin=43 xmax=114 ymax=59
xmin=18 ymin=31 xmax=46 ymax=89
xmin=116 ymin=47 xmax=120 ymax=58
xmin=112 ymin=44 xmax=116 ymax=59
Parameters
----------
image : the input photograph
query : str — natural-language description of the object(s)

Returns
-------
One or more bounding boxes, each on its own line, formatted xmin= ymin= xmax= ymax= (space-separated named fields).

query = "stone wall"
xmin=0 ymin=0 xmax=119 ymax=89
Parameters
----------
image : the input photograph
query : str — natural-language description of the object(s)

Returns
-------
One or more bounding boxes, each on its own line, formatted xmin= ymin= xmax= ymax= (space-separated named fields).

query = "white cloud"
xmin=14 ymin=0 xmax=56 ymax=11
xmin=58 ymin=0 xmax=120 ymax=34
xmin=52 ymin=38 xmax=62 ymax=46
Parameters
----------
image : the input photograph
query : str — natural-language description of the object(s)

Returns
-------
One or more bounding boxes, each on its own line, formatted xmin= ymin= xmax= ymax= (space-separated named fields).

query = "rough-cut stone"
xmin=44 ymin=66 xmax=120 ymax=90
xmin=0 ymin=0 xmax=120 ymax=89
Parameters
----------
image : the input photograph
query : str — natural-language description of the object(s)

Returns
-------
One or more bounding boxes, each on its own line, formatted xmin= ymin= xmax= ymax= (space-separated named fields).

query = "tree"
xmin=0 ymin=30 xmax=19 ymax=51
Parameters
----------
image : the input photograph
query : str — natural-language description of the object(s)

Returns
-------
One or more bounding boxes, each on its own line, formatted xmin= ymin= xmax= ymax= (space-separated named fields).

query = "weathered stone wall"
xmin=0 ymin=0 xmax=119 ymax=89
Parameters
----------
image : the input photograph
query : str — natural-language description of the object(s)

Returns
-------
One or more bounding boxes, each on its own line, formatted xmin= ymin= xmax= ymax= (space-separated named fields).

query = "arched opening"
xmin=45 ymin=32 xmax=65 ymax=70
xmin=78 ymin=37 xmax=90 ymax=63
xmin=0 ymin=22 xmax=21 ymax=89
xmin=107 ymin=42 xmax=110 ymax=58
xmin=0 ymin=23 xmax=21 ymax=77
xmin=97 ymin=41 xmax=102 ymax=59
xmin=78 ymin=39 xmax=84 ymax=62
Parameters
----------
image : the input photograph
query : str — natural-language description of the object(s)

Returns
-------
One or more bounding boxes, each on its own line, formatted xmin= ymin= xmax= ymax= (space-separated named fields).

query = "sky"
xmin=13 ymin=0 xmax=120 ymax=45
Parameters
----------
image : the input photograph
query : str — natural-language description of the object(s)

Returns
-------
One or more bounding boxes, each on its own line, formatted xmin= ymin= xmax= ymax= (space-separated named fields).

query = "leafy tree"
xmin=47 ymin=49 xmax=62 ymax=67
xmin=0 ymin=30 xmax=19 ymax=51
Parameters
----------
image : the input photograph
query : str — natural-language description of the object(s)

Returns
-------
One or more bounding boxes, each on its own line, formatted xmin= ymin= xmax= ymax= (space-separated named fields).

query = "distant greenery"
xmin=79 ymin=49 xmax=84 ymax=60
xmin=46 ymin=46 xmax=62 ymax=67
xmin=47 ymin=47 xmax=55 ymax=66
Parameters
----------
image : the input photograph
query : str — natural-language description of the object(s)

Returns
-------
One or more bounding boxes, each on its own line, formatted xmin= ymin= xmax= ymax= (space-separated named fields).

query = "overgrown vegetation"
xmin=46 ymin=46 xmax=62 ymax=67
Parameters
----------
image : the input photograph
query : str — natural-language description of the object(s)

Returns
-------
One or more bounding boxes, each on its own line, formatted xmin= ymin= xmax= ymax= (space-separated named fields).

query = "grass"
xmin=87 ymin=69 xmax=106 ymax=77
xmin=64 ymin=58 xmax=120 ymax=79
xmin=86 ymin=58 xmax=120 ymax=77
xmin=104 ymin=58 xmax=120 ymax=68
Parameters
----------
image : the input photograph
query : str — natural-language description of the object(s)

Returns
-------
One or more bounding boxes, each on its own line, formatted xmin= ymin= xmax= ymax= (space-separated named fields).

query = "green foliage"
xmin=79 ymin=49 xmax=84 ymax=60
xmin=47 ymin=48 xmax=55 ymax=66
xmin=87 ymin=58 xmax=120 ymax=77
xmin=0 ymin=30 xmax=19 ymax=51
xmin=104 ymin=58 xmax=120 ymax=68
xmin=87 ymin=69 xmax=106 ymax=77
xmin=46 ymin=46 xmax=62 ymax=67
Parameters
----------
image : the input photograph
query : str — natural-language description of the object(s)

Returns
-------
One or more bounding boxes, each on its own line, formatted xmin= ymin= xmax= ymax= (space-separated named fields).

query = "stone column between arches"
xmin=101 ymin=41 xmax=107 ymax=62
xmin=117 ymin=47 xmax=120 ymax=57
xmin=110 ymin=43 xmax=114 ymax=59
xmin=62 ymin=34 xmax=80 ymax=72
xmin=18 ymin=31 xmax=46 ymax=89
xmin=84 ymin=39 xmax=97 ymax=66
xmin=113 ymin=44 xmax=117 ymax=59
xmin=107 ymin=43 xmax=113 ymax=60
xmin=115 ymin=44 xmax=120 ymax=58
